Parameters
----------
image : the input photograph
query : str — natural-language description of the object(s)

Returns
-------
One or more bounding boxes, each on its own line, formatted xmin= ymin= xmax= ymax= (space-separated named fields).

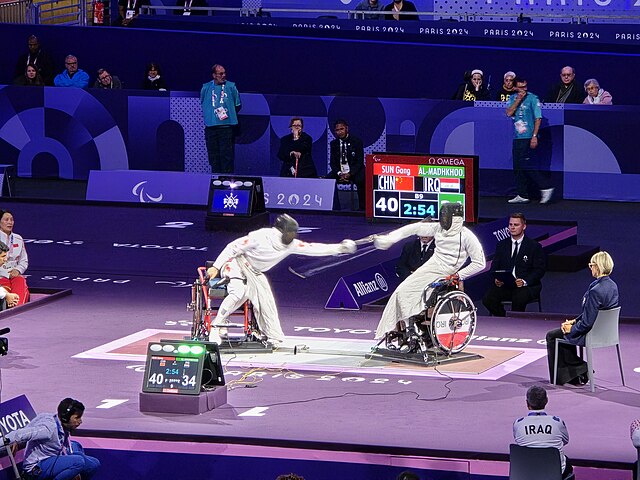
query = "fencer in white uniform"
xmin=373 ymin=203 xmax=485 ymax=339
xmin=207 ymin=214 xmax=356 ymax=345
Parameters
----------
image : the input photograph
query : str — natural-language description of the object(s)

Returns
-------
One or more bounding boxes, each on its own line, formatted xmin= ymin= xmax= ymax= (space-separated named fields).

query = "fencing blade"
xmin=288 ymin=244 xmax=378 ymax=279
xmin=287 ymin=227 xmax=398 ymax=279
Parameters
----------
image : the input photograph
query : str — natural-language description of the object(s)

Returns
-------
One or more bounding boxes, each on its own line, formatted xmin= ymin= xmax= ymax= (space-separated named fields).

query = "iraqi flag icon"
xmin=440 ymin=178 xmax=460 ymax=193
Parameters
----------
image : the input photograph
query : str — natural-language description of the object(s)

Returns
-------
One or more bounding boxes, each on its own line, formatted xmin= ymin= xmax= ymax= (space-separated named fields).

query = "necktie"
xmin=421 ymin=244 xmax=427 ymax=261
xmin=340 ymin=141 xmax=346 ymax=164
xmin=511 ymin=241 xmax=519 ymax=276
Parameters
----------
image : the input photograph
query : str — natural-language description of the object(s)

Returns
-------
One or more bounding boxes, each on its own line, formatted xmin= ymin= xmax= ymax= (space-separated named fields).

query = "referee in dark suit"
xmin=395 ymin=235 xmax=435 ymax=281
xmin=482 ymin=213 xmax=546 ymax=316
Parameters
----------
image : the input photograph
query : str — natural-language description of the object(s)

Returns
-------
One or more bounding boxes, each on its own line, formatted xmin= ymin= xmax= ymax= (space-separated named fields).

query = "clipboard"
xmin=494 ymin=270 xmax=516 ymax=288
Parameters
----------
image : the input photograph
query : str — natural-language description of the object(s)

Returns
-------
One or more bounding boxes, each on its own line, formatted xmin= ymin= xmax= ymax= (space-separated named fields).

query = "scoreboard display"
xmin=365 ymin=153 xmax=478 ymax=224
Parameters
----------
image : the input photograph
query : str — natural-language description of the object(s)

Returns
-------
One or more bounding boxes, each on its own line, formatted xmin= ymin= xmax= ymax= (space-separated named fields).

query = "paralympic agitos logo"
xmin=132 ymin=181 xmax=164 ymax=203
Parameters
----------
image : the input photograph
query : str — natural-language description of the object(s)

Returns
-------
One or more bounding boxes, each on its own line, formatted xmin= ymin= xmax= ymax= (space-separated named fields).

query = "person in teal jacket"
xmin=200 ymin=64 xmax=241 ymax=173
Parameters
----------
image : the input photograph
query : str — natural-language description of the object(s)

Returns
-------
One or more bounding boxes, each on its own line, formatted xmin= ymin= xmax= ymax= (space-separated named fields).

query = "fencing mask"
xmin=274 ymin=214 xmax=299 ymax=245
xmin=439 ymin=203 xmax=464 ymax=231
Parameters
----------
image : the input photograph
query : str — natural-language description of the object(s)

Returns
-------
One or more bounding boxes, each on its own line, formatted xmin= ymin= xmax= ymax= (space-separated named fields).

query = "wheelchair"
xmin=187 ymin=262 xmax=271 ymax=352
xmin=380 ymin=276 xmax=477 ymax=364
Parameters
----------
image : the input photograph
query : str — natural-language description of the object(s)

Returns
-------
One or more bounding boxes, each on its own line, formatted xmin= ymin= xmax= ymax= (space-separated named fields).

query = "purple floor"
xmin=0 ymin=200 xmax=639 ymax=479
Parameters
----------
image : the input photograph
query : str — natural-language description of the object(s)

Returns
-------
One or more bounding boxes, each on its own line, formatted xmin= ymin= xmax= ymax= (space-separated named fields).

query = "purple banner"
xmin=87 ymin=171 xmax=336 ymax=210
xmin=0 ymin=395 xmax=36 ymax=436
xmin=86 ymin=170 xmax=211 ymax=205
xmin=261 ymin=177 xmax=335 ymax=211
xmin=204 ymin=16 xmax=640 ymax=45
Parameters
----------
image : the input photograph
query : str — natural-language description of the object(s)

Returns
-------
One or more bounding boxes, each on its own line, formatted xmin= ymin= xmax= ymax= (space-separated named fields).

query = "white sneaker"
xmin=540 ymin=188 xmax=554 ymax=204
xmin=208 ymin=327 xmax=222 ymax=345
xmin=265 ymin=338 xmax=284 ymax=349
xmin=508 ymin=195 xmax=530 ymax=204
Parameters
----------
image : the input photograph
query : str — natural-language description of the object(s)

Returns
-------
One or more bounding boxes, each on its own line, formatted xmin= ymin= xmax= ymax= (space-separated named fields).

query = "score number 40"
xmin=375 ymin=195 xmax=436 ymax=217
xmin=147 ymin=373 xmax=197 ymax=387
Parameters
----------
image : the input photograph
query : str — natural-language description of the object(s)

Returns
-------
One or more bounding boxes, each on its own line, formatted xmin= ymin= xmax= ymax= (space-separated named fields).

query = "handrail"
xmin=31 ymin=0 xmax=88 ymax=25
xmin=0 ymin=0 xmax=34 ymax=23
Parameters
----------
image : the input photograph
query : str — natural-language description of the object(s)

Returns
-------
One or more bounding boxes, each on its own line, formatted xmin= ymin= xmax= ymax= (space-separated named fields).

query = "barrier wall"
xmin=0 ymin=85 xmax=637 ymax=201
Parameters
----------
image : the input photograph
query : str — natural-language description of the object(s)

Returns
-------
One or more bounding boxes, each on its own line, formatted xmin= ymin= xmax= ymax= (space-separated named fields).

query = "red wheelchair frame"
xmin=188 ymin=266 xmax=256 ymax=342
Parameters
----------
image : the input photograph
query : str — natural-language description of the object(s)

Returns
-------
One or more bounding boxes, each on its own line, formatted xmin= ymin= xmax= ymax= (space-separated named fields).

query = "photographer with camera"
xmin=5 ymin=397 xmax=100 ymax=480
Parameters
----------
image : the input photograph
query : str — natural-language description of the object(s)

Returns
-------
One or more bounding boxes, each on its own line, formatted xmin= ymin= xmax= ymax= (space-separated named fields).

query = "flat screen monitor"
xmin=207 ymin=176 xmax=266 ymax=217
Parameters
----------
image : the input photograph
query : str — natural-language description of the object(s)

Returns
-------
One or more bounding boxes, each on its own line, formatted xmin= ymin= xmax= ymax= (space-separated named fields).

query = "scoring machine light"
xmin=177 ymin=345 xmax=191 ymax=354
xmin=190 ymin=345 xmax=205 ymax=355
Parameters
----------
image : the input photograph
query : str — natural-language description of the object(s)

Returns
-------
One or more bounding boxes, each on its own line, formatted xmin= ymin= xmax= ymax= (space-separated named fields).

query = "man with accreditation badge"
xmin=200 ymin=64 xmax=241 ymax=174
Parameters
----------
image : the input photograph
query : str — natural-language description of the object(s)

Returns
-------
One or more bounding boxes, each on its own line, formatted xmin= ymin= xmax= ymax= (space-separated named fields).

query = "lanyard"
xmin=212 ymin=84 xmax=226 ymax=107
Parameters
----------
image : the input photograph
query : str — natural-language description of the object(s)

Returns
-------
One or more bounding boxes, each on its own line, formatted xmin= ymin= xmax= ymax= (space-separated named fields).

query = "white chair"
xmin=554 ymin=306 xmax=624 ymax=392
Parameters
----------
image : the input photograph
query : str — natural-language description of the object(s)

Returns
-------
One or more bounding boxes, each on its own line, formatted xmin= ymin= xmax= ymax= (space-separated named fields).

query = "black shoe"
xmin=568 ymin=373 xmax=589 ymax=386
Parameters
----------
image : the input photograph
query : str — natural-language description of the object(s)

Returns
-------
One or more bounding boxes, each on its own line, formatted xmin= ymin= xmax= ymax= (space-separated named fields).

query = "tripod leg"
xmin=1 ymin=434 xmax=21 ymax=479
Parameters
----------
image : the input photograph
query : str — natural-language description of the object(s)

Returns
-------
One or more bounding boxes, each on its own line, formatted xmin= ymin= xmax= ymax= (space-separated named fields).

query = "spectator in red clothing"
xmin=0 ymin=210 xmax=30 ymax=306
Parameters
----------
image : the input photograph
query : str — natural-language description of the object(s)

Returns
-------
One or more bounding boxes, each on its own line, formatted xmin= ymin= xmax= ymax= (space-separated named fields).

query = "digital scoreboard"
xmin=142 ymin=340 xmax=225 ymax=395
xmin=365 ymin=153 xmax=478 ymax=224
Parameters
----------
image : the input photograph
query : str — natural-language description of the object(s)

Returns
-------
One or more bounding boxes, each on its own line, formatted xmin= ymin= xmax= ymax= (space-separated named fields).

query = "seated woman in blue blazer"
xmin=546 ymin=251 xmax=619 ymax=385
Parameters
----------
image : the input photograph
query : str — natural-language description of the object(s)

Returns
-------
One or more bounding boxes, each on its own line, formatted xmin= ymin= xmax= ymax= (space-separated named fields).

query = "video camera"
xmin=0 ymin=327 xmax=9 ymax=355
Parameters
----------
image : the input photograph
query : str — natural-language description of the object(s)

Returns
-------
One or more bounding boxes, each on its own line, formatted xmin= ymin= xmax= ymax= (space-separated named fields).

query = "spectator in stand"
xmin=495 ymin=71 xmax=517 ymax=102
xmin=118 ymin=0 xmax=149 ymax=25
xmin=93 ymin=68 xmax=123 ymax=89
xmin=275 ymin=475 xmax=305 ymax=480
xmin=545 ymin=66 xmax=585 ymax=104
xmin=13 ymin=63 xmax=45 ymax=86
xmin=0 ymin=210 xmax=30 ymax=306
xmin=397 ymin=472 xmax=421 ymax=480
xmin=54 ymin=55 xmax=89 ymax=89
xmin=14 ymin=35 xmax=55 ymax=86
xmin=395 ymin=235 xmax=435 ymax=281
xmin=326 ymin=119 xmax=366 ymax=210
xmin=545 ymin=251 xmax=618 ymax=386
xmin=482 ymin=213 xmax=545 ymax=316
xmin=175 ymin=0 xmax=208 ymax=15
xmin=453 ymin=69 xmax=490 ymax=101
xmin=513 ymin=385 xmax=574 ymax=480
xmin=353 ymin=0 xmax=385 ymax=19
xmin=383 ymin=0 xmax=418 ymax=20
xmin=583 ymin=78 xmax=612 ymax=105
xmin=278 ymin=117 xmax=317 ymax=178
xmin=631 ymin=418 xmax=640 ymax=448
xmin=143 ymin=62 xmax=167 ymax=91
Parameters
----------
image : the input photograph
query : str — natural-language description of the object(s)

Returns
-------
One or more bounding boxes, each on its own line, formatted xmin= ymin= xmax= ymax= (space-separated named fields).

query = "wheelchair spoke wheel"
xmin=429 ymin=290 xmax=477 ymax=355
xmin=190 ymin=282 xmax=206 ymax=340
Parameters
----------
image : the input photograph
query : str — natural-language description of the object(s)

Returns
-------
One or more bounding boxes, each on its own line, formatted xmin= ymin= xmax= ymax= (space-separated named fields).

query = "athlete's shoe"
xmin=540 ymin=188 xmax=554 ymax=204
xmin=208 ymin=327 xmax=222 ymax=345
xmin=508 ymin=195 xmax=530 ymax=204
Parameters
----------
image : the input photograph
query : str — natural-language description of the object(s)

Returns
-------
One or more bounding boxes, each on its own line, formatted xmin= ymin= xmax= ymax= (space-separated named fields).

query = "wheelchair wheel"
xmin=190 ymin=281 xmax=206 ymax=340
xmin=429 ymin=290 xmax=476 ymax=355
